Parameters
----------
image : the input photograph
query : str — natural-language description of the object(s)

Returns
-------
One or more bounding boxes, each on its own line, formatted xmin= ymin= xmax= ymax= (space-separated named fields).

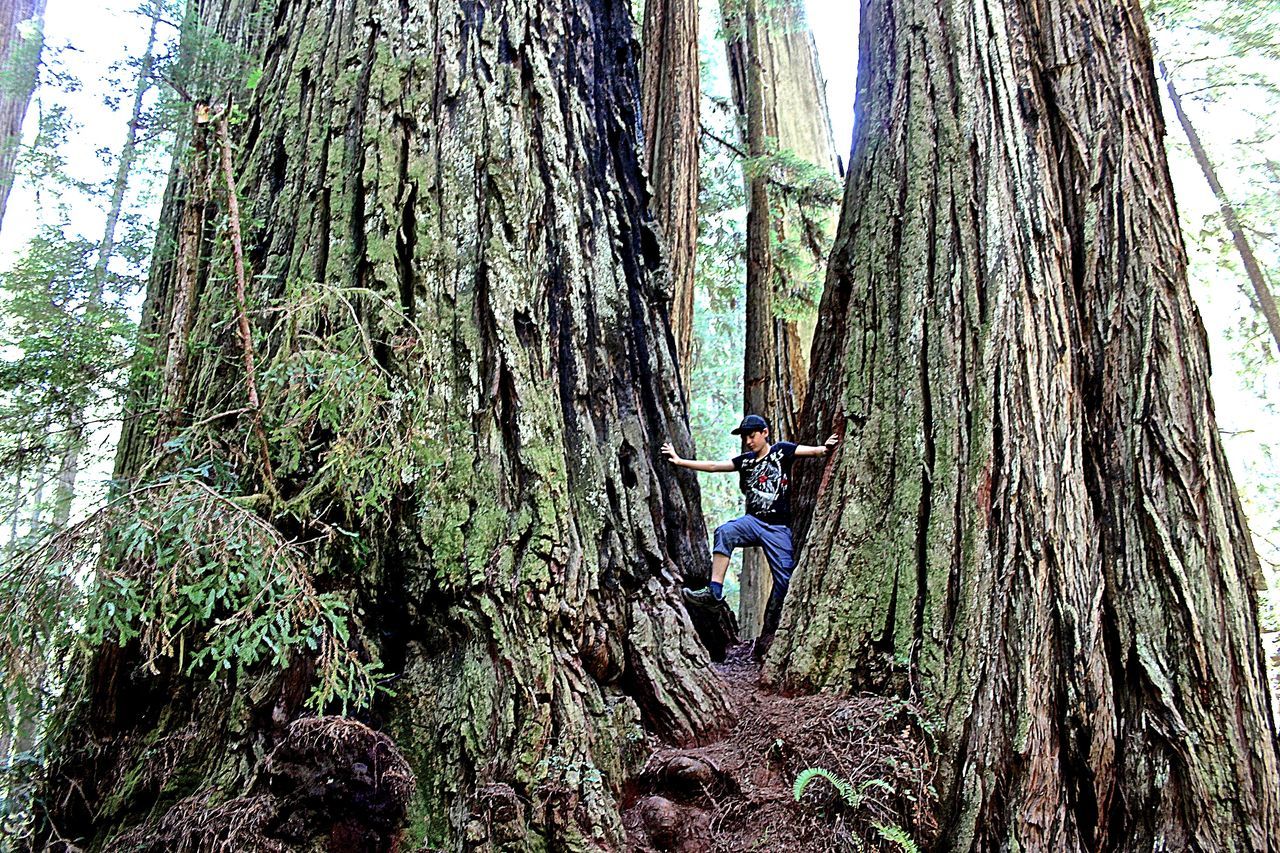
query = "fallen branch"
xmin=215 ymin=103 xmax=276 ymax=490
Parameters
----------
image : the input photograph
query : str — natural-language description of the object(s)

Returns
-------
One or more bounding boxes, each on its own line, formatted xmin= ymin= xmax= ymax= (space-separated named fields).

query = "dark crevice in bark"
xmin=879 ymin=570 xmax=899 ymax=658
xmin=394 ymin=117 xmax=417 ymax=319
xmin=1049 ymin=543 xmax=1101 ymax=850
xmin=912 ymin=315 xmax=933 ymax=680
xmin=346 ymin=20 xmax=378 ymax=278
xmin=315 ymin=185 xmax=330 ymax=282
xmin=268 ymin=135 xmax=287 ymax=196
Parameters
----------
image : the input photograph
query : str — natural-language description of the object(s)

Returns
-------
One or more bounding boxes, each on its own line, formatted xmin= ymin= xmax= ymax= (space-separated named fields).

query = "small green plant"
xmin=793 ymin=767 xmax=917 ymax=851
xmin=259 ymin=280 xmax=440 ymax=525
xmin=2 ymin=470 xmax=389 ymax=722
xmin=794 ymin=766 xmax=857 ymax=807
xmin=872 ymin=822 xmax=920 ymax=853
xmin=793 ymin=766 xmax=894 ymax=809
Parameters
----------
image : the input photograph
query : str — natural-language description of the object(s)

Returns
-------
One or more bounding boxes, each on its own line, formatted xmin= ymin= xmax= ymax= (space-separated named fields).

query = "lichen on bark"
xmin=768 ymin=0 xmax=1280 ymax=848
xmin=37 ymin=0 xmax=729 ymax=849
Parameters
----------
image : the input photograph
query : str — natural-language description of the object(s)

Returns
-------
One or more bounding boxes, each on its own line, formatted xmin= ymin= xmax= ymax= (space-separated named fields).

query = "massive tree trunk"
xmin=768 ymin=0 xmax=1280 ymax=848
xmin=39 ymin=0 xmax=728 ymax=849
xmin=640 ymin=0 xmax=699 ymax=388
xmin=0 ymin=0 xmax=43 ymax=232
xmin=720 ymin=0 xmax=838 ymax=638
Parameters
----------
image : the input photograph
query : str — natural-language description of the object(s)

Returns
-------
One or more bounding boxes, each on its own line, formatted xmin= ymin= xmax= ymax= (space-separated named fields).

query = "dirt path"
xmin=622 ymin=645 xmax=937 ymax=852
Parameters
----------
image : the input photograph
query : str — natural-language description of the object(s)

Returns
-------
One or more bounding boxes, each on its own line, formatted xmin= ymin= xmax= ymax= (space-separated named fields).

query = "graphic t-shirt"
xmin=732 ymin=441 xmax=798 ymax=524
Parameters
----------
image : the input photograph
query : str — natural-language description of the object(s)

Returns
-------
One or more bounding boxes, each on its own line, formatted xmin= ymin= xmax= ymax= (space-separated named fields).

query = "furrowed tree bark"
xmin=640 ymin=0 xmax=699 ymax=389
xmin=0 ymin=0 xmax=44 ymax=233
xmin=39 ymin=0 xmax=729 ymax=849
xmin=768 ymin=0 xmax=1280 ymax=849
xmin=1160 ymin=61 xmax=1280 ymax=357
xmin=720 ymin=0 xmax=837 ymax=638
xmin=155 ymin=110 xmax=213 ymax=434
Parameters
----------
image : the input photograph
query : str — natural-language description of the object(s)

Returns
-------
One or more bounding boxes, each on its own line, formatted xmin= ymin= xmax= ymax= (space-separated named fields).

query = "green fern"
xmin=794 ymin=768 xmax=901 ymax=809
xmin=795 ymin=769 xmax=919 ymax=851
xmin=873 ymin=823 xmax=920 ymax=853
xmin=793 ymin=766 xmax=859 ymax=808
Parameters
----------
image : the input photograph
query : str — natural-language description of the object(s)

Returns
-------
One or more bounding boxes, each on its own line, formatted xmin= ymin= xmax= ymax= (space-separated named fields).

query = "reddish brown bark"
xmin=769 ymin=0 xmax=1280 ymax=848
xmin=641 ymin=0 xmax=699 ymax=388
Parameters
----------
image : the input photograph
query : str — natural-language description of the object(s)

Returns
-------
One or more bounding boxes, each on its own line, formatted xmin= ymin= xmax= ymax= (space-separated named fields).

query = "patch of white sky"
xmin=804 ymin=0 xmax=857 ymax=166
xmin=0 ymin=1 xmax=168 ymax=260
xmin=7 ymin=1 xmax=1280 ymax=596
xmin=0 ymin=0 xmax=171 ymax=516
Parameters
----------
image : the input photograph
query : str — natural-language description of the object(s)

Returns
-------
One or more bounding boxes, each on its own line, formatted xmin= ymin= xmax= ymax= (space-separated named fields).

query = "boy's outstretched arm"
xmin=795 ymin=434 xmax=840 ymax=458
xmin=661 ymin=442 xmax=736 ymax=472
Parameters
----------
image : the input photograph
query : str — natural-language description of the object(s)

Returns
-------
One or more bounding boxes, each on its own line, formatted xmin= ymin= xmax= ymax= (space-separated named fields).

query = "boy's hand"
xmin=661 ymin=442 xmax=682 ymax=464
xmin=823 ymin=433 xmax=840 ymax=454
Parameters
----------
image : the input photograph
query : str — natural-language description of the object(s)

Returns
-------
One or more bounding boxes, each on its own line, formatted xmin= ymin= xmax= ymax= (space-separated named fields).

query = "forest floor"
xmin=621 ymin=644 xmax=939 ymax=852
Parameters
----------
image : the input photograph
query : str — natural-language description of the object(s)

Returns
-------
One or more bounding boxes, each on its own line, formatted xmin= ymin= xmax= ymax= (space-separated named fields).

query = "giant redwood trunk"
xmin=640 ymin=0 xmax=699 ymax=388
xmin=0 ymin=0 xmax=45 ymax=232
xmin=39 ymin=0 xmax=728 ymax=849
xmin=768 ymin=0 xmax=1280 ymax=848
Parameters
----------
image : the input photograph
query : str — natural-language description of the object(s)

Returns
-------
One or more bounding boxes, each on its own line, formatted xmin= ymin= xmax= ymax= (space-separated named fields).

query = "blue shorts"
xmin=712 ymin=515 xmax=794 ymax=597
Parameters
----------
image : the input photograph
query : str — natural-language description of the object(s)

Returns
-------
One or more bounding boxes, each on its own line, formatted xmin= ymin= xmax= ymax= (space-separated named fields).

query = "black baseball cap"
xmin=731 ymin=414 xmax=769 ymax=435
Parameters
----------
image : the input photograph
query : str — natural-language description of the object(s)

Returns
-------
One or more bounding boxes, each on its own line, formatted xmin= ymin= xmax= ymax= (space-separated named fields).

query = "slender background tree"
xmin=641 ymin=0 xmax=700 ymax=390
xmin=0 ymin=0 xmax=45 ymax=232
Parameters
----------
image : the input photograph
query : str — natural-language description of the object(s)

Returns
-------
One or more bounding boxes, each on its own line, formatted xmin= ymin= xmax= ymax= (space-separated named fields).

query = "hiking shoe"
xmin=681 ymin=586 xmax=724 ymax=611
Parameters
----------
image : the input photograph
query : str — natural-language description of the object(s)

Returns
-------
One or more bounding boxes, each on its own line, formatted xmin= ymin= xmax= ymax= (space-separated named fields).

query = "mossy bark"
xmin=768 ymin=0 xmax=1280 ymax=848
xmin=40 ymin=0 xmax=728 ymax=849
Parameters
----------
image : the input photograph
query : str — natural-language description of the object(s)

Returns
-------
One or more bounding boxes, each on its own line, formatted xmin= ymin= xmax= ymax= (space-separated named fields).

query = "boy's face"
xmin=743 ymin=428 xmax=769 ymax=453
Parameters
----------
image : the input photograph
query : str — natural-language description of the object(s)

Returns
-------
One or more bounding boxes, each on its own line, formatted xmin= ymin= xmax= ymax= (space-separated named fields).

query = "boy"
xmin=661 ymin=415 xmax=838 ymax=653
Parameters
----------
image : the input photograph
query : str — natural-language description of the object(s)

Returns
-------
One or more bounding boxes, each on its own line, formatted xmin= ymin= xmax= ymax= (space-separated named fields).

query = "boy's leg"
xmin=756 ymin=522 xmax=795 ymax=600
xmin=710 ymin=552 xmax=731 ymax=585
xmin=683 ymin=516 xmax=756 ymax=608
xmin=753 ymin=522 xmax=795 ymax=660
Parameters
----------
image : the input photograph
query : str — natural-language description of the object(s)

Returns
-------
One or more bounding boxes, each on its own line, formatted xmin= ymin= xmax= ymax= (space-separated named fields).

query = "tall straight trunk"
xmin=49 ymin=6 xmax=161 ymax=527
xmin=720 ymin=0 xmax=836 ymax=637
xmin=1160 ymin=61 xmax=1280 ymax=356
xmin=768 ymin=0 xmax=1280 ymax=848
xmin=39 ymin=0 xmax=727 ymax=849
xmin=739 ymin=0 xmax=784 ymax=639
xmin=0 ymin=0 xmax=44 ymax=232
xmin=641 ymin=0 xmax=699 ymax=388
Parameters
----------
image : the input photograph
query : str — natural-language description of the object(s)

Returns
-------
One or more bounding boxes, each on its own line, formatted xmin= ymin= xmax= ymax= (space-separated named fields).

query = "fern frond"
xmin=793 ymin=766 xmax=859 ymax=807
xmin=873 ymin=823 xmax=920 ymax=853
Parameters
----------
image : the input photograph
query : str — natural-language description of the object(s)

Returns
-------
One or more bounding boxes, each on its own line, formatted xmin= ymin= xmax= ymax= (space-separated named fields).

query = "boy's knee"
xmin=712 ymin=524 xmax=734 ymax=555
xmin=713 ymin=516 xmax=754 ymax=554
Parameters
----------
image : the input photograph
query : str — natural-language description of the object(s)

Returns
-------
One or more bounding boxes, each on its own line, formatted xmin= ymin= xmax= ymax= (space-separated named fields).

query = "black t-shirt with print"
xmin=732 ymin=441 xmax=798 ymax=524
